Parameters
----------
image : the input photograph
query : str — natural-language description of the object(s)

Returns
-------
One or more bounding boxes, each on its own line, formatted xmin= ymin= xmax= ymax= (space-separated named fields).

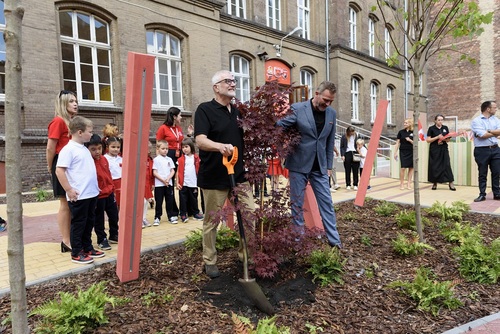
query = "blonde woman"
xmin=46 ymin=90 xmax=78 ymax=252
xmin=394 ymin=118 xmax=414 ymax=190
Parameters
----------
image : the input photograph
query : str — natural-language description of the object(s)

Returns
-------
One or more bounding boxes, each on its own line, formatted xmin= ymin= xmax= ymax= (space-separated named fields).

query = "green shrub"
xmin=306 ymin=247 xmax=346 ymax=286
xmin=374 ymin=201 xmax=397 ymax=216
xmin=395 ymin=210 xmax=430 ymax=231
xmin=388 ymin=267 xmax=462 ymax=316
xmin=35 ymin=188 xmax=49 ymax=202
xmin=440 ymin=222 xmax=482 ymax=245
xmin=232 ymin=313 xmax=291 ymax=333
xmin=31 ymin=282 xmax=124 ymax=334
xmin=392 ymin=233 xmax=434 ymax=256
xmin=453 ymin=238 xmax=500 ymax=284
xmin=426 ymin=201 xmax=469 ymax=222
xmin=184 ymin=227 xmax=239 ymax=256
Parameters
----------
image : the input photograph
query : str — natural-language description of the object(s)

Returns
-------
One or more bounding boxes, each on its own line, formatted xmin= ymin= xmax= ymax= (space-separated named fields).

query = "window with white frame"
xmin=370 ymin=82 xmax=378 ymax=122
xmin=351 ymin=78 xmax=360 ymax=121
xmin=59 ymin=10 xmax=113 ymax=103
xmin=0 ymin=0 xmax=5 ymax=97
xmin=267 ymin=0 xmax=281 ymax=29
xmin=230 ymin=55 xmax=250 ymax=102
xmin=297 ymin=0 xmax=310 ymax=39
xmin=228 ymin=0 xmax=246 ymax=19
xmin=146 ymin=30 xmax=183 ymax=108
xmin=300 ymin=69 xmax=313 ymax=100
xmin=384 ymin=27 xmax=391 ymax=60
xmin=349 ymin=7 xmax=357 ymax=50
xmin=368 ymin=18 xmax=375 ymax=57
xmin=386 ymin=86 xmax=393 ymax=124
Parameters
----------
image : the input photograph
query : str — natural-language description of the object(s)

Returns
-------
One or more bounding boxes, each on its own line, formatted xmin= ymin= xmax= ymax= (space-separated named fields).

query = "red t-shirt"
xmin=156 ymin=124 xmax=184 ymax=150
xmin=47 ymin=116 xmax=70 ymax=154
xmin=94 ymin=155 xmax=114 ymax=199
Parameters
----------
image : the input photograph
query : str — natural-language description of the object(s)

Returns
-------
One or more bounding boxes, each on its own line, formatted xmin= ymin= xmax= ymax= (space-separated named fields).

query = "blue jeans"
xmin=289 ymin=170 xmax=341 ymax=246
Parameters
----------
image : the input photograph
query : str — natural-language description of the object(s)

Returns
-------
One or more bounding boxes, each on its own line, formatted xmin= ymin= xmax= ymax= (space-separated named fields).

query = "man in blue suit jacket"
xmin=276 ymin=81 xmax=341 ymax=248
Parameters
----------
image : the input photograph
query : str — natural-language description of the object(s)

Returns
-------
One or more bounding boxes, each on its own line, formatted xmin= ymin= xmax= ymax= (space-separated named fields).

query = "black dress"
xmin=427 ymin=125 xmax=454 ymax=183
xmin=396 ymin=129 xmax=413 ymax=168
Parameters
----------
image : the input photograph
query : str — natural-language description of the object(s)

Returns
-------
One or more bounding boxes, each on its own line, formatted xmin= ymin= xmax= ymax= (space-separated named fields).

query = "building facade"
xmin=0 ymin=0 xmax=407 ymax=192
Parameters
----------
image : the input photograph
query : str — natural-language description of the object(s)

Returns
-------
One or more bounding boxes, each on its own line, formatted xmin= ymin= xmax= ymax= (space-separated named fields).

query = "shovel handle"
xmin=222 ymin=146 xmax=238 ymax=175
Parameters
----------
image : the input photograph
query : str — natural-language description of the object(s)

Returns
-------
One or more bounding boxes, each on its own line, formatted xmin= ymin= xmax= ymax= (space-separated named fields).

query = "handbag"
xmin=352 ymin=153 xmax=361 ymax=162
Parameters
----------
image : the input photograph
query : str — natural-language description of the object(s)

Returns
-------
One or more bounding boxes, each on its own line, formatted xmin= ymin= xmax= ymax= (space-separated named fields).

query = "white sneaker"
xmin=153 ymin=218 xmax=160 ymax=226
xmin=334 ymin=184 xmax=341 ymax=190
xmin=354 ymin=186 xmax=358 ymax=190
xmin=142 ymin=219 xmax=151 ymax=228
xmin=346 ymin=186 xmax=351 ymax=190
xmin=169 ymin=217 xmax=178 ymax=224
xmin=330 ymin=187 xmax=337 ymax=192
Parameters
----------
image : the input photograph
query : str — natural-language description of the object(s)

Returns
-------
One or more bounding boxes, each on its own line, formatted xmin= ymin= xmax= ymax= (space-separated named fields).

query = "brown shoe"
xmin=205 ymin=264 xmax=220 ymax=278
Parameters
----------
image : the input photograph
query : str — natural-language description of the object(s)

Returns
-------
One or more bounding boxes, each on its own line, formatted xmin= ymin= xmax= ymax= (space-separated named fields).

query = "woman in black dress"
xmin=426 ymin=114 xmax=456 ymax=190
xmin=394 ymin=118 xmax=414 ymax=190
xmin=340 ymin=126 xmax=360 ymax=190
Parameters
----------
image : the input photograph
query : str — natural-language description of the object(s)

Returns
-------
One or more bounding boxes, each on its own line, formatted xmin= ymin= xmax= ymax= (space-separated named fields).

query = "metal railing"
xmin=336 ymin=119 xmax=396 ymax=159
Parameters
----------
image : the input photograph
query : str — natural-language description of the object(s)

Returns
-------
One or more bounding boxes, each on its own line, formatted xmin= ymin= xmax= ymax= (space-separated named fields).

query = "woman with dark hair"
xmin=340 ymin=126 xmax=360 ymax=190
xmin=46 ymin=90 xmax=78 ymax=252
xmin=426 ymin=114 xmax=456 ymax=191
xmin=394 ymin=118 xmax=414 ymax=190
xmin=156 ymin=107 xmax=185 ymax=219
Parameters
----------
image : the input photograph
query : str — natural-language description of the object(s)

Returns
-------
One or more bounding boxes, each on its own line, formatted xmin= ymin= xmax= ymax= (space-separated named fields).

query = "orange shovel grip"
xmin=222 ymin=146 xmax=238 ymax=175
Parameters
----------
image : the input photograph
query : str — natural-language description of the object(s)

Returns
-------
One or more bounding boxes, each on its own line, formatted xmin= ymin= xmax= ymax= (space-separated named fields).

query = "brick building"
xmin=0 ymin=0 xmax=407 ymax=192
xmin=426 ymin=0 xmax=498 ymax=132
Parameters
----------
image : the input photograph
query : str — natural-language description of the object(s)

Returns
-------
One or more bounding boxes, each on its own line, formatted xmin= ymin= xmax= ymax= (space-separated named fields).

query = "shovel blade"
xmin=239 ymin=278 xmax=275 ymax=315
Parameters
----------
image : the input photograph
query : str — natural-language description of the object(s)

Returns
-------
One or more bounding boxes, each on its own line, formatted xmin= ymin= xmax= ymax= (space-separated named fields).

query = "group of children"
xmin=57 ymin=117 xmax=203 ymax=265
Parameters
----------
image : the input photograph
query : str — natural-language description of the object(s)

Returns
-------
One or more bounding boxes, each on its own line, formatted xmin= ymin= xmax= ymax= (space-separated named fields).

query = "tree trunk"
xmin=412 ymin=63 xmax=424 ymax=242
xmin=4 ymin=1 xmax=28 ymax=333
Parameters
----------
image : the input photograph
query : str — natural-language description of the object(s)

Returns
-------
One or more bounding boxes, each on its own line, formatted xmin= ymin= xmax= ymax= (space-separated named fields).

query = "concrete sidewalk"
xmin=0 ymin=171 xmax=498 ymax=333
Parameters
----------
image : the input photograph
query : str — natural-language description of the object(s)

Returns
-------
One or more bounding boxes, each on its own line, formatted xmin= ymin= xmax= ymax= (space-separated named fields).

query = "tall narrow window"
xmin=300 ymin=69 xmax=313 ymax=100
xmin=0 ymin=0 xmax=5 ymax=97
xmin=384 ymin=27 xmax=391 ymax=60
xmin=59 ymin=10 xmax=113 ymax=103
xmin=297 ymin=0 xmax=310 ymax=39
xmin=230 ymin=55 xmax=250 ymax=102
xmin=370 ymin=82 xmax=378 ymax=122
xmin=146 ymin=30 xmax=183 ymax=108
xmin=386 ymin=87 xmax=393 ymax=124
xmin=351 ymin=78 xmax=359 ymax=121
xmin=349 ymin=7 xmax=357 ymax=50
xmin=267 ymin=0 xmax=281 ymax=29
xmin=228 ymin=0 xmax=246 ymax=19
xmin=368 ymin=18 xmax=375 ymax=57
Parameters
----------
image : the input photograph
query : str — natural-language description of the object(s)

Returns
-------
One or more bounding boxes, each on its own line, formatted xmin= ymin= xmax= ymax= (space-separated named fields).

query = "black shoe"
xmin=61 ymin=242 xmax=72 ymax=253
xmin=108 ymin=236 xmax=118 ymax=244
xmin=98 ymin=239 xmax=112 ymax=251
xmin=493 ymin=195 xmax=500 ymax=200
xmin=431 ymin=184 xmax=437 ymax=190
xmin=205 ymin=264 xmax=220 ymax=278
xmin=474 ymin=195 xmax=486 ymax=202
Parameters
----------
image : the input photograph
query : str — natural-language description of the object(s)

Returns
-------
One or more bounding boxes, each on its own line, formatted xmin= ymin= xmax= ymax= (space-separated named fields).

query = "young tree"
xmin=373 ymin=0 xmax=492 ymax=240
xmin=4 ymin=1 xmax=28 ymax=333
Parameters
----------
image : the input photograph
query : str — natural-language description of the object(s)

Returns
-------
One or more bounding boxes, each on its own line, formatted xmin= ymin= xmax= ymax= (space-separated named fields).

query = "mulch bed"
xmin=0 ymin=199 xmax=498 ymax=333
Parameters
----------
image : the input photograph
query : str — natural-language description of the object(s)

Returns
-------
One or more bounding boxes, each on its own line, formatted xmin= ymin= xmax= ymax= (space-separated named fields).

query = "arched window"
xmin=146 ymin=30 xmax=183 ymax=108
xmin=349 ymin=7 xmax=357 ymax=50
xmin=370 ymin=82 xmax=378 ymax=122
xmin=351 ymin=77 xmax=360 ymax=121
xmin=230 ymin=55 xmax=250 ymax=102
xmin=300 ymin=69 xmax=313 ymax=100
xmin=59 ymin=10 xmax=113 ymax=103
xmin=368 ymin=18 xmax=375 ymax=57
xmin=386 ymin=86 xmax=394 ymax=124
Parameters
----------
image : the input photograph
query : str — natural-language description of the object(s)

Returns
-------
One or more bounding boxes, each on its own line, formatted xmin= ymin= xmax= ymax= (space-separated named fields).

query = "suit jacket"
xmin=277 ymin=100 xmax=336 ymax=174
xmin=340 ymin=134 xmax=359 ymax=157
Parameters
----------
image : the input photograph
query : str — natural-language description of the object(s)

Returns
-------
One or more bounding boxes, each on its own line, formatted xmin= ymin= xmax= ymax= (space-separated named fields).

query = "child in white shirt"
xmin=152 ymin=140 xmax=176 ymax=225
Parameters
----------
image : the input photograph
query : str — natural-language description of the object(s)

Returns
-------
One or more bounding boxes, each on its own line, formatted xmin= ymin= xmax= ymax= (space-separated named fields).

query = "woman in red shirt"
xmin=46 ymin=90 xmax=78 ymax=253
xmin=156 ymin=107 xmax=186 ymax=218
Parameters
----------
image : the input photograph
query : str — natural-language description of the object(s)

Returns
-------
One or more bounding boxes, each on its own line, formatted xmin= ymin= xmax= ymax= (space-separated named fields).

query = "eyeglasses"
xmin=59 ymin=90 xmax=76 ymax=97
xmin=215 ymin=79 xmax=237 ymax=85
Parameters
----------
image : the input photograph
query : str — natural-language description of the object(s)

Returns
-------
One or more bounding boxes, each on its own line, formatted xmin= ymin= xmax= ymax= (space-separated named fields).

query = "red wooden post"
xmin=303 ymin=182 xmax=323 ymax=230
xmin=354 ymin=100 xmax=388 ymax=207
xmin=116 ymin=52 xmax=155 ymax=282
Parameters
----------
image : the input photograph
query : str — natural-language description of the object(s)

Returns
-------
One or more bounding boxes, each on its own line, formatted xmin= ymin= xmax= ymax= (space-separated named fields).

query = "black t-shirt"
xmin=397 ymin=129 xmax=414 ymax=150
xmin=194 ymin=99 xmax=246 ymax=189
xmin=311 ymin=100 xmax=325 ymax=172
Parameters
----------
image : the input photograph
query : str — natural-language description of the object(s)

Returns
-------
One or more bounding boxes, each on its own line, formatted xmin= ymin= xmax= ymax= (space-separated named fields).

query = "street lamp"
xmin=273 ymin=27 xmax=303 ymax=57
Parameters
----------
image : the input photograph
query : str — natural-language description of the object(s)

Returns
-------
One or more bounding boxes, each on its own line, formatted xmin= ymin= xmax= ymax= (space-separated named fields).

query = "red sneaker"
xmin=85 ymin=249 xmax=105 ymax=258
xmin=71 ymin=253 xmax=94 ymax=264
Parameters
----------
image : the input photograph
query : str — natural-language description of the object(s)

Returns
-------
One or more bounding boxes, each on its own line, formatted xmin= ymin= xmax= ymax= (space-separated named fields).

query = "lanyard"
xmin=170 ymin=126 xmax=181 ymax=149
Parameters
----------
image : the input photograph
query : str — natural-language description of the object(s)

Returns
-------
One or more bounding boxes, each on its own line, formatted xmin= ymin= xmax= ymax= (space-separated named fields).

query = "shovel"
xmin=222 ymin=147 xmax=275 ymax=315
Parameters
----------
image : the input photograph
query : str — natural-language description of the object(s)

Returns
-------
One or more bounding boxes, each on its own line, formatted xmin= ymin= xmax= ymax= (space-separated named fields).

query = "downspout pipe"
xmin=326 ymin=0 xmax=330 ymax=81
